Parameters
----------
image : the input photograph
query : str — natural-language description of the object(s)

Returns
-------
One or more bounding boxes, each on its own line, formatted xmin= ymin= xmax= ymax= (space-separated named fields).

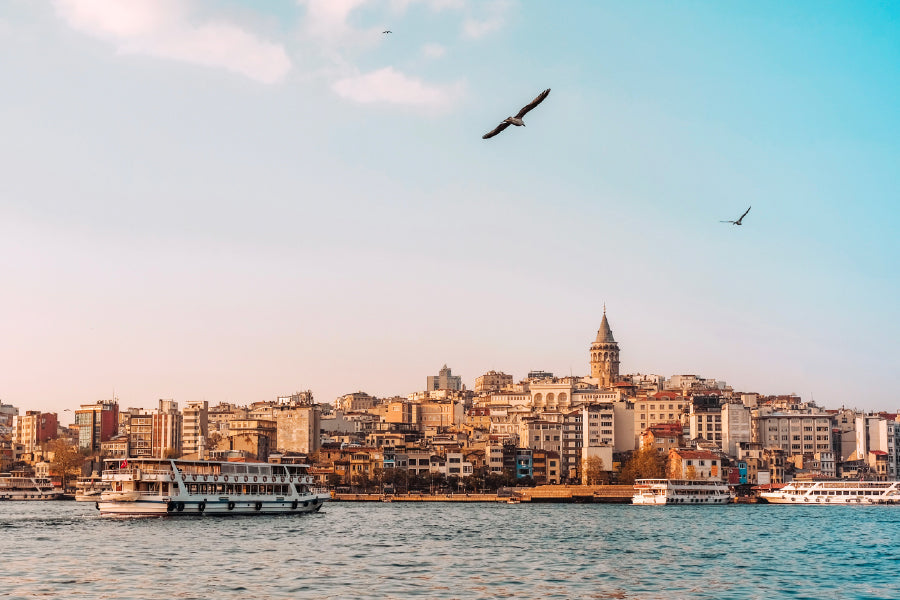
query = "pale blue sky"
xmin=1 ymin=1 xmax=898 ymax=414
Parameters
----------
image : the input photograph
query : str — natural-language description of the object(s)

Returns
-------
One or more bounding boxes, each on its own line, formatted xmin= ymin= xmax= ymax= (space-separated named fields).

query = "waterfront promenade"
xmin=334 ymin=484 xmax=635 ymax=503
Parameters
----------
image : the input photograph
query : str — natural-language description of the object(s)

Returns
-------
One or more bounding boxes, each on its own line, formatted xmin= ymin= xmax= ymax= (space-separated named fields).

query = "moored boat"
xmin=759 ymin=480 xmax=900 ymax=504
xmin=96 ymin=458 xmax=330 ymax=517
xmin=74 ymin=472 xmax=109 ymax=501
xmin=632 ymin=479 xmax=733 ymax=505
xmin=0 ymin=473 xmax=64 ymax=500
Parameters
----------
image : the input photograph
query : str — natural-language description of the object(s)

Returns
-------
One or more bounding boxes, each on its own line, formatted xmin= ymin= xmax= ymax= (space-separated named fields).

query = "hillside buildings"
xmin=2 ymin=311 xmax=898 ymax=489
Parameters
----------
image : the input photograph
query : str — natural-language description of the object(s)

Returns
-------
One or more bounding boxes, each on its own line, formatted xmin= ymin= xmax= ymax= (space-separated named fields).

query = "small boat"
xmin=96 ymin=458 xmax=330 ymax=517
xmin=74 ymin=472 xmax=109 ymax=501
xmin=759 ymin=480 xmax=900 ymax=504
xmin=0 ymin=473 xmax=64 ymax=500
xmin=632 ymin=479 xmax=733 ymax=505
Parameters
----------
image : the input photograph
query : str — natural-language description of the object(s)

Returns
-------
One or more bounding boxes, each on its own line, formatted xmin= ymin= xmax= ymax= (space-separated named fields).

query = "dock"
xmin=333 ymin=484 xmax=634 ymax=504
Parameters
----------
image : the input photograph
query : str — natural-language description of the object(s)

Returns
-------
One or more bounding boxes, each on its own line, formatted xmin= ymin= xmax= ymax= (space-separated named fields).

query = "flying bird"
xmin=482 ymin=88 xmax=551 ymax=139
xmin=383 ymin=30 xmax=392 ymax=34
xmin=721 ymin=206 xmax=751 ymax=225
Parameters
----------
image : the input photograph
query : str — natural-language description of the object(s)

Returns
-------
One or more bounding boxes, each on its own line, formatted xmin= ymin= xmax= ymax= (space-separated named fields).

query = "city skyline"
xmin=1 ymin=1 xmax=898 ymax=414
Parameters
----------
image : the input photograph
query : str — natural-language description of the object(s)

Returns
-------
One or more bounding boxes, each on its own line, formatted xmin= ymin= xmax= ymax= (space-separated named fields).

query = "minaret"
xmin=589 ymin=306 xmax=620 ymax=387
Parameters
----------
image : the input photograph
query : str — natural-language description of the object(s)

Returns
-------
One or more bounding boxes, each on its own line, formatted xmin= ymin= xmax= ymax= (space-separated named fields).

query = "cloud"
xmin=332 ymin=66 xmax=463 ymax=110
xmin=300 ymin=0 xmax=371 ymax=41
xmin=463 ymin=0 xmax=513 ymax=39
xmin=422 ymin=43 xmax=446 ymax=59
xmin=54 ymin=0 xmax=291 ymax=84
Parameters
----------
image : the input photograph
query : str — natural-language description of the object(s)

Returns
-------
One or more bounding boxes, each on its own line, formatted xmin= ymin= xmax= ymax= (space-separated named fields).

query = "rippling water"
xmin=1 ymin=500 xmax=898 ymax=599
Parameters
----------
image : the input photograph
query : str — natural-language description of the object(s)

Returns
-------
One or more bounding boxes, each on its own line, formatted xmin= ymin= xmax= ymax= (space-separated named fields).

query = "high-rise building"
xmin=75 ymin=400 xmax=119 ymax=452
xmin=182 ymin=400 xmax=208 ymax=458
xmin=426 ymin=365 xmax=462 ymax=391
xmin=589 ymin=309 xmax=620 ymax=387
xmin=13 ymin=411 xmax=58 ymax=454
xmin=153 ymin=399 xmax=182 ymax=458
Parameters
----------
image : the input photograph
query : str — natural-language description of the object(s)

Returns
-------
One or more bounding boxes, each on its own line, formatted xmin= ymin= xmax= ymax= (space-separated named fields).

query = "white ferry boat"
xmin=96 ymin=458 xmax=330 ymax=517
xmin=0 ymin=473 xmax=64 ymax=500
xmin=759 ymin=480 xmax=900 ymax=504
xmin=632 ymin=479 xmax=733 ymax=505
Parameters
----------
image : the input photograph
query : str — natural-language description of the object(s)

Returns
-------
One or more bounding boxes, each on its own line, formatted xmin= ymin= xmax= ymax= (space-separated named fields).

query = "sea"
xmin=1 ymin=500 xmax=898 ymax=600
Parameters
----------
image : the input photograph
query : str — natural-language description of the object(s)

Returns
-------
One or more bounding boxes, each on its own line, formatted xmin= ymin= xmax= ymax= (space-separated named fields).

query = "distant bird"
xmin=482 ymin=88 xmax=551 ymax=139
xmin=721 ymin=206 xmax=751 ymax=225
xmin=383 ymin=30 xmax=392 ymax=34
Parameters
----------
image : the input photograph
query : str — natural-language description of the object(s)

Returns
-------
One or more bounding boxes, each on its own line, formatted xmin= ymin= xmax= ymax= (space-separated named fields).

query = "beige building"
xmin=667 ymin=449 xmax=722 ymax=481
xmin=337 ymin=392 xmax=379 ymax=413
xmin=475 ymin=370 xmax=513 ymax=393
xmin=275 ymin=405 xmax=321 ymax=454
xmin=753 ymin=410 xmax=834 ymax=455
xmin=633 ymin=392 xmax=687 ymax=436
xmin=229 ymin=419 xmax=276 ymax=461
xmin=182 ymin=400 xmax=208 ymax=458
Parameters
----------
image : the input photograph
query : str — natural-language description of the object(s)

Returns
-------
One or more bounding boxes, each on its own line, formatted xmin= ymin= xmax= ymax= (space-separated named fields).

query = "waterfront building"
xmin=13 ymin=411 xmax=58 ymax=455
xmin=720 ymin=401 xmax=752 ymax=457
xmin=427 ymin=365 xmax=463 ymax=392
xmin=754 ymin=409 xmax=834 ymax=456
xmin=99 ymin=434 xmax=128 ymax=459
xmin=589 ymin=309 xmax=620 ymax=387
xmin=581 ymin=403 xmax=615 ymax=447
xmin=182 ymin=400 xmax=208 ymax=458
xmin=406 ymin=450 xmax=435 ymax=477
xmin=667 ymin=449 xmax=722 ymax=481
xmin=531 ymin=449 xmax=561 ymax=484
xmin=127 ymin=412 xmax=152 ymax=458
xmin=475 ymin=371 xmax=513 ymax=393
xmin=74 ymin=400 xmax=119 ymax=453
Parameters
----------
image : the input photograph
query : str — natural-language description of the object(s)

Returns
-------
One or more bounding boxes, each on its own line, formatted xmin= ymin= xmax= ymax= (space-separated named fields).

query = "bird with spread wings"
xmin=482 ymin=88 xmax=551 ymax=139
xmin=721 ymin=206 xmax=751 ymax=225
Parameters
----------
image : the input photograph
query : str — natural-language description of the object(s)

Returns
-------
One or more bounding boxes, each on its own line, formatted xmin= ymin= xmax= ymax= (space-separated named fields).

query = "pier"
xmin=333 ymin=484 xmax=634 ymax=504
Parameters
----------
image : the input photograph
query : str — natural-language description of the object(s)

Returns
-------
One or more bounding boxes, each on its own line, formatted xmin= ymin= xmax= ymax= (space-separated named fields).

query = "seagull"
xmin=721 ymin=206 xmax=751 ymax=225
xmin=482 ymin=88 xmax=551 ymax=139
xmin=383 ymin=30 xmax=392 ymax=34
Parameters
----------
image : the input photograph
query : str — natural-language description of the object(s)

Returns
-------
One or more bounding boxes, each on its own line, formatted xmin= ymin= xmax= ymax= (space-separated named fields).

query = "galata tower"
xmin=589 ymin=307 xmax=620 ymax=387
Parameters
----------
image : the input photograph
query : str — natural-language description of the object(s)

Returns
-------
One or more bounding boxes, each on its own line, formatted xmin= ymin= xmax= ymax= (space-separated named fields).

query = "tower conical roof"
xmin=594 ymin=311 xmax=616 ymax=344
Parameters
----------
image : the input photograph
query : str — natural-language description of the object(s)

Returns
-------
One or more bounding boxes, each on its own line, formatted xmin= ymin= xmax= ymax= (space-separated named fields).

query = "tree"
xmin=49 ymin=438 xmax=84 ymax=492
xmin=617 ymin=447 xmax=666 ymax=485
xmin=584 ymin=456 xmax=606 ymax=485
xmin=206 ymin=432 xmax=224 ymax=452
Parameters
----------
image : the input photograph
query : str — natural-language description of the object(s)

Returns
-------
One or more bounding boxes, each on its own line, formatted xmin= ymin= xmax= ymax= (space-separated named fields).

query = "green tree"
xmin=49 ymin=438 xmax=84 ymax=492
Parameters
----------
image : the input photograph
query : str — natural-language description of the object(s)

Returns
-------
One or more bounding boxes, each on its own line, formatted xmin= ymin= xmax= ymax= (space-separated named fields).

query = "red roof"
xmin=653 ymin=391 xmax=680 ymax=399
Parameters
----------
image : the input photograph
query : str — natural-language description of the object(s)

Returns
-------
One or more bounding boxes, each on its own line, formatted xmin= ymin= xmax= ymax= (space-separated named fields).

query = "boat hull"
xmin=97 ymin=494 xmax=330 ymax=517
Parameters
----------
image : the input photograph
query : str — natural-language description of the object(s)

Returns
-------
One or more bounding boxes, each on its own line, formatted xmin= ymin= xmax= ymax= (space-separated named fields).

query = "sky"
xmin=1 ymin=0 xmax=898 ymax=416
